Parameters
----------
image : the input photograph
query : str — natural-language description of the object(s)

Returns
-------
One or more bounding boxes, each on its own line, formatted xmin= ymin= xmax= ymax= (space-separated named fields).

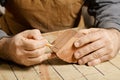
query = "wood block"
xmin=50 ymin=29 xmax=79 ymax=63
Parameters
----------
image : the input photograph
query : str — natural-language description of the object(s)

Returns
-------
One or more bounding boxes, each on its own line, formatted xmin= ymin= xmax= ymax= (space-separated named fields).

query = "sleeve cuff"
xmin=0 ymin=30 xmax=9 ymax=39
xmin=97 ymin=22 xmax=120 ymax=31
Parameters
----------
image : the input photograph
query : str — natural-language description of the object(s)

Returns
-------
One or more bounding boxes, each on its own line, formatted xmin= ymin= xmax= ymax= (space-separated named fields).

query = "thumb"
xmin=23 ymin=29 xmax=43 ymax=40
xmin=31 ymin=29 xmax=43 ymax=40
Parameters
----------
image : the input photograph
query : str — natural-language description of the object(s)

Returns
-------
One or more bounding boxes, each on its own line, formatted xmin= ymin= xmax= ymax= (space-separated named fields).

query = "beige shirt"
xmin=0 ymin=0 xmax=84 ymax=35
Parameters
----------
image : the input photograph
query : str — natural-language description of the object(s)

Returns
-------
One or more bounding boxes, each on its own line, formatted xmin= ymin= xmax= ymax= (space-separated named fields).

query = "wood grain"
xmin=51 ymin=29 xmax=78 ymax=63
xmin=0 ymin=28 xmax=120 ymax=80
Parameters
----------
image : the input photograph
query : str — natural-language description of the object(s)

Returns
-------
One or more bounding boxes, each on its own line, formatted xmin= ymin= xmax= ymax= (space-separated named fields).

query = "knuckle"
xmin=85 ymin=45 xmax=94 ymax=53
xmin=103 ymin=39 xmax=111 ymax=45
xmin=33 ymin=29 xmax=40 ymax=34
xmin=109 ymin=53 xmax=115 ymax=59
xmin=93 ymin=42 xmax=99 ymax=47
xmin=82 ymin=57 xmax=88 ymax=64
xmin=77 ymin=50 xmax=83 ymax=56
xmin=106 ymin=47 xmax=113 ymax=53
xmin=88 ymin=43 xmax=97 ymax=50
xmin=93 ymin=53 xmax=99 ymax=58
xmin=79 ymin=47 xmax=92 ymax=56
xmin=34 ymin=29 xmax=40 ymax=32
xmin=77 ymin=50 xmax=82 ymax=54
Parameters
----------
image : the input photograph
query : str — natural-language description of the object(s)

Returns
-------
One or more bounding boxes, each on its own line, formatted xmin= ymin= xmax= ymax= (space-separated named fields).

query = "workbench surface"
xmin=0 ymin=28 xmax=120 ymax=80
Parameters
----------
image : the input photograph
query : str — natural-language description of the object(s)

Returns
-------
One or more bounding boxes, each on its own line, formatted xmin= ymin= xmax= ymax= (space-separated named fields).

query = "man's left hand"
xmin=74 ymin=28 xmax=120 ymax=66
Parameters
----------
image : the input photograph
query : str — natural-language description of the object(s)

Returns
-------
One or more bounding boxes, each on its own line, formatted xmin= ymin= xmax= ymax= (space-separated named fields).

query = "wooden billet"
xmin=51 ymin=29 xmax=79 ymax=63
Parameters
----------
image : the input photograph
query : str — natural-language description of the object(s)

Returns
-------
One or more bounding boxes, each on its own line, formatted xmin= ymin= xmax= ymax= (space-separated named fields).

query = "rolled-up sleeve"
xmin=88 ymin=0 xmax=120 ymax=31
xmin=0 ymin=30 xmax=8 ymax=39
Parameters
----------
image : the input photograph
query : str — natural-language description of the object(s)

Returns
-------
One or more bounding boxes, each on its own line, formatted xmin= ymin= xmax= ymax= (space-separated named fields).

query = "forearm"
xmin=0 ymin=37 xmax=9 ymax=59
xmin=87 ymin=0 xmax=120 ymax=31
xmin=0 ymin=29 xmax=9 ymax=59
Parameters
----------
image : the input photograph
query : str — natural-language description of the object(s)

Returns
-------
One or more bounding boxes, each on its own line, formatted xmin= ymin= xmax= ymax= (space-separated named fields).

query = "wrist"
xmin=109 ymin=28 xmax=120 ymax=49
xmin=0 ymin=37 xmax=10 ymax=59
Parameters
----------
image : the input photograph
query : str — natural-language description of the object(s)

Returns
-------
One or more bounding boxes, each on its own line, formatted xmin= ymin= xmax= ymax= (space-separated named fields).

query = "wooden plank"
xmin=43 ymin=29 xmax=81 ymax=63
xmin=43 ymin=28 xmax=79 ymax=43
xmin=95 ymin=62 xmax=120 ymax=75
xmin=0 ymin=61 xmax=16 ymax=80
xmin=34 ymin=61 xmax=62 ymax=80
xmin=74 ymin=65 xmax=106 ymax=80
xmin=51 ymin=30 xmax=78 ymax=63
xmin=110 ymin=54 xmax=120 ymax=69
xmin=0 ymin=28 xmax=61 ymax=80
xmin=10 ymin=64 xmax=40 ymax=80
xmin=48 ymin=58 xmax=86 ymax=80
xmin=103 ymin=72 xmax=120 ymax=80
xmin=95 ymin=62 xmax=120 ymax=80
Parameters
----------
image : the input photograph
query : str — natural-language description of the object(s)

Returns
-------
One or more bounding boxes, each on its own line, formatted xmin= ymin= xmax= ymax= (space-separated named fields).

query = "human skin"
xmin=0 ymin=29 xmax=54 ymax=66
xmin=74 ymin=28 xmax=120 ymax=66
xmin=0 ymin=28 xmax=120 ymax=66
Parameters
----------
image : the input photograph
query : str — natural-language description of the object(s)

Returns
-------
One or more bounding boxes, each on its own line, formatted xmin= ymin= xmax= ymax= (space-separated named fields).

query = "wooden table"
xmin=0 ymin=28 xmax=120 ymax=80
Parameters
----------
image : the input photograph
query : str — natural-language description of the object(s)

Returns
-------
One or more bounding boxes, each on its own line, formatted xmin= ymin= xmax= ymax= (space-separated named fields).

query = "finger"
xmin=24 ymin=47 xmax=46 ymax=58
xmin=78 ymin=28 xmax=100 ymax=35
xmin=26 ymin=53 xmax=55 ymax=66
xmin=30 ymin=29 xmax=42 ymax=40
xmin=78 ymin=47 xmax=109 ymax=65
xmin=87 ymin=59 xmax=101 ymax=66
xmin=74 ymin=39 xmax=105 ymax=59
xmin=74 ymin=31 xmax=101 ymax=48
xmin=23 ymin=29 xmax=43 ymax=40
xmin=87 ymin=55 xmax=111 ymax=66
xmin=22 ymin=38 xmax=48 ymax=50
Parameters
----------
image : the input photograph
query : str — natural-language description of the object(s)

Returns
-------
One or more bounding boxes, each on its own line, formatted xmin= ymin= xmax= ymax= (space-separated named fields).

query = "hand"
xmin=1 ymin=29 xmax=54 ymax=66
xmin=74 ymin=28 xmax=120 ymax=66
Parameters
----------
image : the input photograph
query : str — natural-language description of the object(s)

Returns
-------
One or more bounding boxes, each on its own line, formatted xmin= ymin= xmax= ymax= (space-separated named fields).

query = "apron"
xmin=0 ymin=0 xmax=85 ymax=35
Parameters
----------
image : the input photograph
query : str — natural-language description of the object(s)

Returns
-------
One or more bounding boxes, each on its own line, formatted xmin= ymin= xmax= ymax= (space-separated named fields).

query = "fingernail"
xmin=78 ymin=60 xmax=83 ymax=65
xmin=74 ymin=42 xmax=80 ymax=47
xmin=74 ymin=52 xmax=80 ymax=59
xmin=88 ymin=62 xmax=92 ymax=66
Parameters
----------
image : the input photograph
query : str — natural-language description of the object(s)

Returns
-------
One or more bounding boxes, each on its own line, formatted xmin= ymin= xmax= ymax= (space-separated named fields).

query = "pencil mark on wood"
xmin=47 ymin=61 xmax=64 ymax=80
xmin=39 ymin=62 xmax=50 ymax=80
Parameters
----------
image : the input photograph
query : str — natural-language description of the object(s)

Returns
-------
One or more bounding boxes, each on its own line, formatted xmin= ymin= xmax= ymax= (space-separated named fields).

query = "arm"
xmin=0 ymin=0 xmax=11 ymax=60
xmin=0 ymin=0 xmax=54 ymax=66
xmin=0 ymin=29 xmax=9 ymax=58
xmin=0 ymin=29 xmax=54 ymax=66
xmin=88 ymin=0 xmax=120 ymax=30
xmin=73 ymin=0 xmax=120 ymax=66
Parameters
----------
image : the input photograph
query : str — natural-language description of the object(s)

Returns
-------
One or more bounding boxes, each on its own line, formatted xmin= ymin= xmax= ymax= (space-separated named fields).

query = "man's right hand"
xmin=0 ymin=29 xmax=53 ymax=66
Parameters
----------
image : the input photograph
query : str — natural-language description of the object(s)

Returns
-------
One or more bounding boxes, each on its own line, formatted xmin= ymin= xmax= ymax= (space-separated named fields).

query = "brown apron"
xmin=0 ymin=0 xmax=85 ymax=35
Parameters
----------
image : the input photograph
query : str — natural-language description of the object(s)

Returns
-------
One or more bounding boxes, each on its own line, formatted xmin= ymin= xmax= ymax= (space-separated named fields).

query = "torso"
xmin=0 ymin=0 xmax=84 ymax=34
